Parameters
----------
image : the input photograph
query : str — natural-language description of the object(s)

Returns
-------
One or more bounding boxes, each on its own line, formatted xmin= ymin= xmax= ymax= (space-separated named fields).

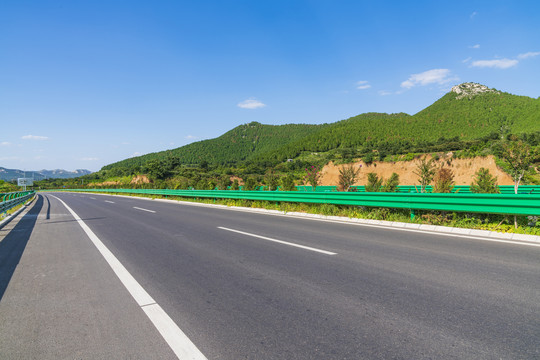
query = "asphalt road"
xmin=1 ymin=192 xmax=539 ymax=359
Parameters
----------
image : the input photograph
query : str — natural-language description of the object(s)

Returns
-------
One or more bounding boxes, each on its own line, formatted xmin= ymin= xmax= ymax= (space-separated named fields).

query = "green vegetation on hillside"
xmin=0 ymin=180 xmax=19 ymax=193
xmin=103 ymin=122 xmax=324 ymax=172
xmin=37 ymin=84 xmax=540 ymax=190
xmin=252 ymin=91 xmax=540 ymax=166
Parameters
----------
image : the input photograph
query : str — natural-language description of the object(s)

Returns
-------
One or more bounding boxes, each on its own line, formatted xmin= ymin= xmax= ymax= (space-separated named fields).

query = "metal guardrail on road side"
xmin=51 ymin=188 xmax=540 ymax=218
xmin=296 ymin=185 xmax=540 ymax=194
xmin=0 ymin=191 xmax=35 ymax=216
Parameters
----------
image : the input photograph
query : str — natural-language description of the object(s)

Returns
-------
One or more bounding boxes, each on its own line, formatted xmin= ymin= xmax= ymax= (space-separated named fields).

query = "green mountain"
xmin=102 ymin=122 xmax=324 ymax=171
xmin=102 ymin=83 xmax=540 ymax=172
xmin=252 ymin=83 xmax=540 ymax=163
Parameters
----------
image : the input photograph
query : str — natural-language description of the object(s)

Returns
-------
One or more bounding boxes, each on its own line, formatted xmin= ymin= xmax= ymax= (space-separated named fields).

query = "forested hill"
xmin=102 ymin=122 xmax=325 ymax=170
xmin=251 ymin=83 xmax=540 ymax=164
xmin=102 ymin=83 xmax=540 ymax=171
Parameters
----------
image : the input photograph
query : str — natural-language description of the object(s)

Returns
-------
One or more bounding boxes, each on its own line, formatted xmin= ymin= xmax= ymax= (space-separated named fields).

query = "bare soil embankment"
xmin=320 ymin=155 xmax=513 ymax=186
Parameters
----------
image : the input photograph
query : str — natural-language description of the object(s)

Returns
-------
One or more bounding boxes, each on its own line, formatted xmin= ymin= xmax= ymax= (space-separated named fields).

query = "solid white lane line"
xmin=105 ymin=200 xmax=115 ymax=204
xmin=218 ymin=226 xmax=337 ymax=255
xmin=51 ymin=195 xmax=207 ymax=360
xmin=90 ymin=197 xmax=97 ymax=200
xmin=134 ymin=206 xmax=156 ymax=213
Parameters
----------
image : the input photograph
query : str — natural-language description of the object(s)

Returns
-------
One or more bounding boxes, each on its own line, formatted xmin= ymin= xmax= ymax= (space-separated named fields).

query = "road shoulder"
xmin=0 ymin=194 xmax=176 ymax=359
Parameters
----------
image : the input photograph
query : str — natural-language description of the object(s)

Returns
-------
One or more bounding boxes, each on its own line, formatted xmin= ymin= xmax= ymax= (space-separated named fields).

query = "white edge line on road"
xmin=213 ymin=204 xmax=540 ymax=248
xmin=105 ymin=200 xmax=115 ymax=204
xmin=218 ymin=226 xmax=337 ymax=255
xmin=50 ymin=195 xmax=207 ymax=360
xmin=134 ymin=206 xmax=156 ymax=213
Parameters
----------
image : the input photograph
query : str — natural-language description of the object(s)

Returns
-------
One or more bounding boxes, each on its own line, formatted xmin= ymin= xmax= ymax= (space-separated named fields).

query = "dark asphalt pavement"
xmin=1 ymin=192 xmax=539 ymax=359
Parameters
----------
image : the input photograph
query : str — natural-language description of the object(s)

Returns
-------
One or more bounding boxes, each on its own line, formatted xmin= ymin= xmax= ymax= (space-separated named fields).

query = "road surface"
xmin=1 ymin=192 xmax=539 ymax=359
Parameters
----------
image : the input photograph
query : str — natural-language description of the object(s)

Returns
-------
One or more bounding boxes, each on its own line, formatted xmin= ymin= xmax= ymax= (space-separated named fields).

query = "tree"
xmin=499 ymin=138 xmax=537 ymax=228
xmin=199 ymin=160 xmax=209 ymax=170
xmin=303 ymin=165 xmax=322 ymax=191
xmin=363 ymin=152 xmax=374 ymax=164
xmin=432 ymin=167 xmax=455 ymax=193
xmin=365 ymin=173 xmax=383 ymax=192
xmin=243 ymin=177 xmax=258 ymax=191
xmin=413 ymin=157 xmax=436 ymax=193
xmin=143 ymin=160 xmax=168 ymax=180
xmin=382 ymin=172 xmax=400 ymax=192
xmin=470 ymin=168 xmax=500 ymax=193
xmin=217 ymin=175 xmax=232 ymax=190
xmin=280 ymin=174 xmax=297 ymax=191
xmin=202 ymin=178 xmax=215 ymax=190
xmin=231 ymin=179 xmax=240 ymax=190
xmin=264 ymin=169 xmax=280 ymax=191
xmin=499 ymin=139 xmax=536 ymax=194
xmin=338 ymin=164 xmax=362 ymax=192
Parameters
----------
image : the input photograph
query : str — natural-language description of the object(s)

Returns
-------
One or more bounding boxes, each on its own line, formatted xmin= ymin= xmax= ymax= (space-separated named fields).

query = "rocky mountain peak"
xmin=451 ymin=82 xmax=501 ymax=99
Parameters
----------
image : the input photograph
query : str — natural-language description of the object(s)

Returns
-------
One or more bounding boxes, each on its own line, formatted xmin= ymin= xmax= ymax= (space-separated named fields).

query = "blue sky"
xmin=1 ymin=0 xmax=539 ymax=172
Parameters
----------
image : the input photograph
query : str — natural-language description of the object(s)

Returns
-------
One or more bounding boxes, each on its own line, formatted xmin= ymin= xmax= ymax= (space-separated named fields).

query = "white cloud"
xmin=131 ymin=152 xmax=142 ymax=157
xmin=401 ymin=69 xmax=457 ymax=89
xmin=471 ymin=58 xmax=518 ymax=69
xmin=462 ymin=57 xmax=472 ymax=63
xmin=378 ymin=90 xmax=392 ymax=96
xmin=469 ymin=44 xmax=480 ymax=49
xmin=22 ymin=135 xmax=49 ymax=140
xmin=517 ymin=51 xmax=540 ymax=60
xmin=185 ymin=135 xmax=198 ymax=140
xmin=470 ymin=11 xmax=477 ymax=19
xmin=1 ymin=141 xmax=11 ymax=146
xmin=237 ymin=99 xmax=266 ymax=109
xmin=80 ymin=157 xmax=99 ymax=161
xmin=469 ymin=52 xmax=538 ymax=70
xmin=356 ymin=80 xmax=371 ymax=90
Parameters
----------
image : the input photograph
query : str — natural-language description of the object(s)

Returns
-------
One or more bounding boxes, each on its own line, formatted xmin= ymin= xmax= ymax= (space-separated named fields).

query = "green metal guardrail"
xmin=296 ymin=185 xmax=540 ymax=194
xmin=0 ymin=191 xmax=35 ymax=217
xmin=53 ymin=188 xmax=540 ymax=218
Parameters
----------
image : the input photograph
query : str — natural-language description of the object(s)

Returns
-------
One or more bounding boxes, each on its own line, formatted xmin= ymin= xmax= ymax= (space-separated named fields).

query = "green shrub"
xmin=382 ymin=173 xmax=400 ymax=192
xmin=432 ymin=167 xmax=455 ymax=193
xmin=280 ymin=174 xmax=297 ymax=191
xmin=470 ymin=168 xmax=500 ymax=193
xmin=365 ymin=173 xmax=383 ymax=192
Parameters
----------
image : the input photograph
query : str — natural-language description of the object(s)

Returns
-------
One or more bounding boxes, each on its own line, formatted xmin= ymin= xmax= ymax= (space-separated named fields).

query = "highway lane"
xmin=5 ymin=192 xmax=540 ymax=359
xmin=0 ymin=194 xmax=177 ymax=359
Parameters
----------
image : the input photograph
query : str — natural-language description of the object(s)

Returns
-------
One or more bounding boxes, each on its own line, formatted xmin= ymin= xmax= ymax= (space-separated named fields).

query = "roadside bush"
xmin=433 ymin=167 xmax=455 ymax=193
xmin=280 ymin=174 xmax=297 ymax=191
xmin=303 ymin=165 xmax=322 ymax=191
xmin=413 ymin=157 xmax=436 ymax=193
xmin=338 ymin=164 xmax=362 ymax=192
xmin=264 ymin=170 xmax=280 ymax=191
xmin=470 ymin=168 xmax=500 ymax=193
xmin=382 ymin=172 xmax=400 ymax=192
xmin=243 ymin=177 xmax=258 ymax=191
xmin=365 ymin=173 xmax=383 ymax=192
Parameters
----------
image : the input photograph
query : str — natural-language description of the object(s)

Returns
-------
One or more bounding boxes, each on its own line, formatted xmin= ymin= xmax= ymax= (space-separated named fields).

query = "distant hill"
xmin=0 ymin=167 xmax=92 ymax=181
xmin=102 ymin=122 xmax=325 ymax=170
xmin=102 ymin=82 xmax=540 ymax=171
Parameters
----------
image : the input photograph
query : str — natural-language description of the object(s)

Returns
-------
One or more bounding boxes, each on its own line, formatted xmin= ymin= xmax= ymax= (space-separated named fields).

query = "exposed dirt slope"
xmin=320 ymin=155 xmax=513 ymax=186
